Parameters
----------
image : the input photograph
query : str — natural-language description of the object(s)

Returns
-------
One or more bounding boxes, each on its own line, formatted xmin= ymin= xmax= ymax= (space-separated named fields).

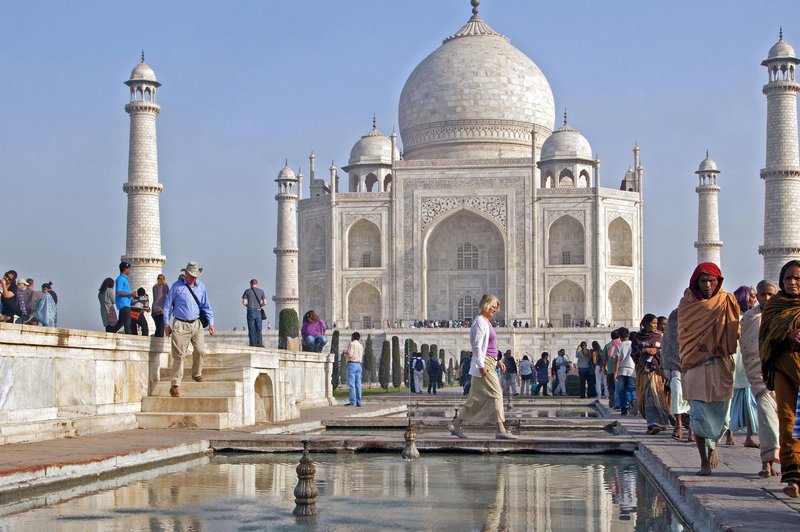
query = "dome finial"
xmin=780 ymin=27 xmax=784 ymax=41
xmin=372 ymin=113 xmax=377 ymax=130
xmin=141 ymin=50 xmax=145 ymax=63
xmin=471 ymin=0 xmax=480 ymax=16
xmin=285 ymin=158 xmax=288 ymax=166
xmin=563 ymin=108 xmax=568 ymax=126
xmin=706 ymin=149 xmax=709 ymax=158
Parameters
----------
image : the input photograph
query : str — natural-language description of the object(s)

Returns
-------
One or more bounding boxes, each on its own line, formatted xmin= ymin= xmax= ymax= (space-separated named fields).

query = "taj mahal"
xmin=274 ymin=4 xmax=645 ymax=331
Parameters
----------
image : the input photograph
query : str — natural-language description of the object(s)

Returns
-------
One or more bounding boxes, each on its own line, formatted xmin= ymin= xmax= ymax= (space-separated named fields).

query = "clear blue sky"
xmin=1 ymin=0 xmax=795 ymax=330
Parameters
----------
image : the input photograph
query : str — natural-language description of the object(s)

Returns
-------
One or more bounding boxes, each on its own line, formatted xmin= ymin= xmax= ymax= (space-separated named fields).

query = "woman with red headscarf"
xmin=760 ymin=259 xmax=800 ymax=497
xmin=678 ymin=262 xmax=740 ymax=476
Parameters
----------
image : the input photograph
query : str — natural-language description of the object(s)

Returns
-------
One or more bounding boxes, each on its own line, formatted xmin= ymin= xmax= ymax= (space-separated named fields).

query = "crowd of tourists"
xmin=443 ymin=261 xmax=800 ymax=499
xmin=0 ymin=270 xmax=57 ymax=327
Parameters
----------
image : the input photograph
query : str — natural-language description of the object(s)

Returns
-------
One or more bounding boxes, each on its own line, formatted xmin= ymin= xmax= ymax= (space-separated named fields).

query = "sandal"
xmin=672 ymin=429 xmax=683 ymax=441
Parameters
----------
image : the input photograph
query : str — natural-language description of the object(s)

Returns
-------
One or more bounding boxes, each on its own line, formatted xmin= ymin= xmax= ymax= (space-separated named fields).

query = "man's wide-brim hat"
xmin=181 ymin=261 xmax=203 ymax=277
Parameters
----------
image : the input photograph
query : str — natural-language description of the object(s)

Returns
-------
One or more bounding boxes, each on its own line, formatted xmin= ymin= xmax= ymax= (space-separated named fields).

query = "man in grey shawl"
xmin=661 ymin=307 xmax=692 ymax=441
xmin=740 ymin=279 xmax=780 ymax=478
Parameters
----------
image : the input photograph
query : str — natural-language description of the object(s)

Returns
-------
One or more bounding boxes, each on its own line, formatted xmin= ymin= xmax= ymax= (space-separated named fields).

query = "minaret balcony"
xmin=123 ymin=183 xmax=163 ymax=193
xmin=759 ymin=244 xmax=800 ymax=256
xmin=760 ymin=167 xmax=800 ymax=179
xmin=124 ymin=101 xmax=161 ymax=114
xmin=763 ymin=81 xmax=800 ymax=95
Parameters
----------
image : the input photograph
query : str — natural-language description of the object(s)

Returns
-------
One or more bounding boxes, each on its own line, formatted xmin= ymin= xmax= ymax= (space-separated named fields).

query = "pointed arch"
xmin=549 ymin=280 xmax=585 ymax=327
xmin=306 ymin=224 xmax=326 ymax=272
xmin=608 ymin=217 xmax=633 ymax=267
xmin=578 ymin=169 xmax=590 ymax=188
xmin=347 ymin=282 xmax=381 ymax=329
xmin=608 ymin=281 xmax=633 ymax=327
xmin=347 ymin=219 xmax=381 ymax=268
xmin=383 ymin=173 xmax=392 ymax=192
xmin=424 ymin=208 xmax=505 ymax=321
xmin=306 ymin=284 xmax=326 ymax=321
xmin=558 ymin=169 xmax=574 ymax=187
xmin=365 ymin=173 xmax=378 ymax=192
xmin=548 ymin=215 xmax=585 ymax=265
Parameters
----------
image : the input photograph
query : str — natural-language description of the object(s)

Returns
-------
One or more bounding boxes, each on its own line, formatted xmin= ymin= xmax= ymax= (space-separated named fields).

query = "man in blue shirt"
xmin=115 ymin=262 xmax=136 ymax=334
xmin=163 ymin=261 xmax=215 ymax=397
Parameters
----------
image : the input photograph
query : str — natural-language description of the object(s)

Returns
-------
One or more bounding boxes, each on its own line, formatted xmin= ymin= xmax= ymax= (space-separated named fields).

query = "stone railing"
xmin=0 ymin=323 xmax=333 ymax=445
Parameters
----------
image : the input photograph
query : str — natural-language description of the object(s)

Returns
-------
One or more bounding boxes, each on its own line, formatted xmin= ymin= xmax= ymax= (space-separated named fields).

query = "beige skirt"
xmin=457 ymin=356 xmax=505 ymax=424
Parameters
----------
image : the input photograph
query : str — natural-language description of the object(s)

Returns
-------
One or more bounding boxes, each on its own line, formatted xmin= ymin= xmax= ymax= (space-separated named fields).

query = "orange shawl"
xmin=677 ymin=289 xmax=739 ymax=371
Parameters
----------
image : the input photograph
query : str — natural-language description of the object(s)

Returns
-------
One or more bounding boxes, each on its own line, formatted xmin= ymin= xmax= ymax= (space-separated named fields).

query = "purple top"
xmin=301 ymin=319 xmax=327 ymax=337
xmin=486 ymin=322 xmax=498 ymax=360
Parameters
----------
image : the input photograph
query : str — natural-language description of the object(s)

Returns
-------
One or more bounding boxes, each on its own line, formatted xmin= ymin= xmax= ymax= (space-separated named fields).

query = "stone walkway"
xmin=1 ymin=390 xmax=799 ymax=531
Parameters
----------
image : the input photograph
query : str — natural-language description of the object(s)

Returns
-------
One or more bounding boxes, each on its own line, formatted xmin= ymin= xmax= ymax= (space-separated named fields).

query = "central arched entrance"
xmin=425 ymin=209 xmax=506 ymax=321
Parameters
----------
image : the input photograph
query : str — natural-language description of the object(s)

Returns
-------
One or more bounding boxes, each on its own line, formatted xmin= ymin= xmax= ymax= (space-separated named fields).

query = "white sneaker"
xmin=496 ymin=431 xmax=518 ymax=440
xmin=447 ymin=423 xmax=468 ymax=439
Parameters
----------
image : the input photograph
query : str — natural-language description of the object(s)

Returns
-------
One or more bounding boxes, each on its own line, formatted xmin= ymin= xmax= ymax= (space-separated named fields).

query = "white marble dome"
xmin=698 ymin=155 xmax=718 ymax=172
xmin=130 ymin=61 xmax=158 ymax=83
xmin=348 ymin=127 xmax=400 ymax=166
xmin=540 ymin=122 xmax=593 ymax=161
xmin=768 ymin=38 xmax=796 ymax=59
xmin=277 ymin=163 xmax=296 ymax=180
xmin=398 ymin=14 xmax=555 ymax=160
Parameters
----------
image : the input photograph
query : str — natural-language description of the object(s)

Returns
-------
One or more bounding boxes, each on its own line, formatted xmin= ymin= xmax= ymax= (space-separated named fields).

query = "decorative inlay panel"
xmin=421 ymin=195 xmax=506 ymax=231
xmin=545 ymin=274 xmax=585 ymax=293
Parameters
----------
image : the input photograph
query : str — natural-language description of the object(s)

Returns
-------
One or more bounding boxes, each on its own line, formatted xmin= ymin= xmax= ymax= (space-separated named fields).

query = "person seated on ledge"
xmin=301 ymin=310 xmax=328 ymax=352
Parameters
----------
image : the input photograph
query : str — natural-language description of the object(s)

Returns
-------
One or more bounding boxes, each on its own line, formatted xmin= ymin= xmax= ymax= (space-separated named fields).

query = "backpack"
xmin=414 ymin=358 xmax=424 ymax=372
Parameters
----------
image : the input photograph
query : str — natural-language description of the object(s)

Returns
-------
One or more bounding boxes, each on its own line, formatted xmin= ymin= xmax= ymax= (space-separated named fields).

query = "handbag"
xmin=251 ymin=287 xmax=267 ymax=320
xmin=185 ymin=282 xmax=210 ymax=328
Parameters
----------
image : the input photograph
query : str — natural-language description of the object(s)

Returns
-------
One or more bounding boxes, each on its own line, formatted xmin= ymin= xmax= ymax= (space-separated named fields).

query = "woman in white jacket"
xmin=448 ymin=294 xmax=517 ymax=439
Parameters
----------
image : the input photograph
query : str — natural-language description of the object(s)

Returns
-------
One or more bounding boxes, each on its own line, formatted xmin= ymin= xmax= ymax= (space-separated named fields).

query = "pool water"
xmin=0 ymin=453 xmax=686 ymax=531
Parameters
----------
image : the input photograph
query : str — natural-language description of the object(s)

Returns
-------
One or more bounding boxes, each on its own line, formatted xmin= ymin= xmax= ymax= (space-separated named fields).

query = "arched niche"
xmin=609 ymin=217 xmax=633 ymax=267
xmin=457 ymin=294 xmax=480 ymax=321
xmin=306 ymin=224 xmax=326 ymax=271
xmin=549 ymin=280 xmax=585 ymax=327
xmin=425 ymin=209 xmax=505 ymax=321
xmin=306 ymin=284 xmax=326 ymax=321
xmin=558 ymin=169 xmax=574 ymax=187
xmin=383 ymin=173 xmax=392 ymax=192
xmin=348 ymin=219 xmax=381 ymax=268
xmin=548 ymin=215 xmax=585 ymax=265
xmin=578 ymin=169 xmax=590 ymax=188
xmin=609 ymin=281 xmax=632 ymax=327
xmin=347 ymin=283 xmax=381 ymax=329
xmin=254 ymin=373 xmax=274 ymax=423
xmin=365 ymin=173 xmax=378 ymax=192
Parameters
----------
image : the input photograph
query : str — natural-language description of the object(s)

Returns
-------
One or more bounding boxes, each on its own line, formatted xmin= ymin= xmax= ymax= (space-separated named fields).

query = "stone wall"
xmin=0 ymin=324 xmax=333 ymax=445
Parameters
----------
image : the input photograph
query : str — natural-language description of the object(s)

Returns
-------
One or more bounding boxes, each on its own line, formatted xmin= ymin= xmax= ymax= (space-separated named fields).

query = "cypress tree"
xmin=363 ymin=334 xmax=375 ymax=387
xmin=278 ymin=308 xmax=299 ymax=350
xmin=330 ymin=329 xmax=341 ymax=390
xmin=379 ymin=340 xmax=391 ymax=390
xmin=447 ymin=357 xmax=454 ymax=385
xmin=392 ymin=336 xmax=402 ymax=388
xmin=404 ymin=338 xmax=410 ymax=386
xmin=421 ymin=343 xmax=430 ymax=388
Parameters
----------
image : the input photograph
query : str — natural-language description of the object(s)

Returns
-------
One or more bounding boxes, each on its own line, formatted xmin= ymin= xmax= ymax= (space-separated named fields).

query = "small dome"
xmin=540 ymin=122 xmax=593 ymax=161
xmin=130 ymin=61 xmax=157 ymax=82
xmin=768 ymin=38 xmax=796 ymax=60
xmin=277 ymin=163 xmax=296 ymax=180
xmin=698 ymin=155 xmax=718 ymax=172
xmin=348 ymin=126 xmax=400 ymax=166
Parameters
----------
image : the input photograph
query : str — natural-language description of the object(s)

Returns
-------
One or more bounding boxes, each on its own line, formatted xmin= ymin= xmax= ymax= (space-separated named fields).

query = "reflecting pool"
xmin=0 ymin=454 xmax=686 ymax=531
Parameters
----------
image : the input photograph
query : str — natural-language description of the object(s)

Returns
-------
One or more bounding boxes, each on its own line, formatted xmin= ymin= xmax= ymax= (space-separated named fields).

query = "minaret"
xmin=273 ymin=161 xmax=299 ymax=318
xmin=760 ymin=31 xmax=800 ymax=278
xmin=122 ymin=53 xmax=165 ymax=295
xmin=695 ymin=152 xmax=723 ymax=267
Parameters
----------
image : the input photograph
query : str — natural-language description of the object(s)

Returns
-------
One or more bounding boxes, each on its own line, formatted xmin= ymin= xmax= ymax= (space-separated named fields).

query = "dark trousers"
xmin=606 ymin=374 xmax=617 ymax=408
xmin=153 ymin=313 xmax=165 ymax=338
xmin=117 ymin=307 xmax=133 ymax=334
xmin=246 ymin=309 xmax=263 ymax=347
xmin=587 ymin=369 xmax=597 ymax=398
xmin=578 ymin=367 xmax=592 ymax=398
xmin=132 ymin=313 xmax=149 ymax=336
xmin=534 ymin=382 xmax=550 ymax=396
xmin=427 ymin=377 xmax=438 ymax=394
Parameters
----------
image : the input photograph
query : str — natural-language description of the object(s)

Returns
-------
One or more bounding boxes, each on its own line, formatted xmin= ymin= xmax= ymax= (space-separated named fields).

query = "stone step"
xmin=141 ymin=396 xmax=236 ymax=413
xmin=135 ymin=412 xmax=231 ymax=430
xmin=158 ymin=366 xmax=249 ymax=381
xmin=151 ymin=381 xmax=242 ymax=398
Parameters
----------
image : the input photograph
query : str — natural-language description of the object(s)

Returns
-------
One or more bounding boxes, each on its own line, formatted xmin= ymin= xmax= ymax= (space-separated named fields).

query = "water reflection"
xmin=0 ymin=454 xmax=685 ymax=531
